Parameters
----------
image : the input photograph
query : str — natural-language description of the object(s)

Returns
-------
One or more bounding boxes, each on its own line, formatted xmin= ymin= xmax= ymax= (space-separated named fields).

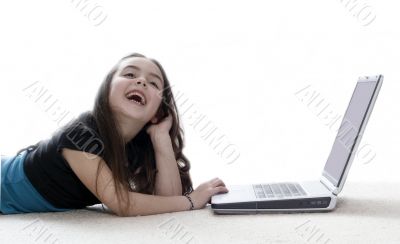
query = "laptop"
xmin=211 ymin=75 xmax=383 ymax=214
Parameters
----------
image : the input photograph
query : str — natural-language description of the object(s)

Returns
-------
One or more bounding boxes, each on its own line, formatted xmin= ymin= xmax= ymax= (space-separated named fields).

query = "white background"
xmin=1 ymin=0 xmax=399 ymax=187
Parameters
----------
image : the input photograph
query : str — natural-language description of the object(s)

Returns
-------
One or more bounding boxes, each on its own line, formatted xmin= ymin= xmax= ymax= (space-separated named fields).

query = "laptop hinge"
xmin=320 ymin=176 xmax=339 ymax=196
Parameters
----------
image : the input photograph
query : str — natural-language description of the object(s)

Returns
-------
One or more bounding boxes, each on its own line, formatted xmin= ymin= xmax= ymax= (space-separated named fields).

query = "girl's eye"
xmin=125 ymin=72 xmax=159 ymax=89
xmin=150 ymin=81 xmax=159 ymax=89
xmin=125 ymin=73 xmax=135 ymax=78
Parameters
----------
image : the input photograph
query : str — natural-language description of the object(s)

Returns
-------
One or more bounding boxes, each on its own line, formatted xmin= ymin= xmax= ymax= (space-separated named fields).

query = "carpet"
xmin=1 ymin=181 xmax=399 ymax=244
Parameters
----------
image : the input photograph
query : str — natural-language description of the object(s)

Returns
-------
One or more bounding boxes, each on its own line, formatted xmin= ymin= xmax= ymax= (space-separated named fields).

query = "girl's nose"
xmin=136 ymin=79 xmax=147 ymax=88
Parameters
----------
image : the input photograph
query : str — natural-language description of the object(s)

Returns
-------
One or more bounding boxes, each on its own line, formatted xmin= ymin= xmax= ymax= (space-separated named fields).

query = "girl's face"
xmin=109 ymin=57 xmax=164 ymax=124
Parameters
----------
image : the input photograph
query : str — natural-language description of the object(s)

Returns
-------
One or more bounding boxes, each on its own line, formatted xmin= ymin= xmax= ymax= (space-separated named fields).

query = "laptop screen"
xmin=323 ymin=80 xmax=379 ymax=187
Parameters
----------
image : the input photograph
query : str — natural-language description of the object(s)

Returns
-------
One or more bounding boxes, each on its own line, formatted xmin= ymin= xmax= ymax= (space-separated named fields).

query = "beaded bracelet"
xmin=184 ymin=193 xmax=194 ymax=210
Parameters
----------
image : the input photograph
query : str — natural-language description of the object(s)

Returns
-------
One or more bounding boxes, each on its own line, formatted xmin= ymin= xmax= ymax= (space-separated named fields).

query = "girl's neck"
xmin=115 ymin=114 xmax=145 ymax=143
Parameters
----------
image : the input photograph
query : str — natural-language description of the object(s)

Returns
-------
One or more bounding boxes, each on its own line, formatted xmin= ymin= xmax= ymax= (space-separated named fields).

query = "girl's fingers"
xmin=212 ymin=186 xmax=229 ymax=195
xmin=211 ymin=179 xmax=225 ymax=187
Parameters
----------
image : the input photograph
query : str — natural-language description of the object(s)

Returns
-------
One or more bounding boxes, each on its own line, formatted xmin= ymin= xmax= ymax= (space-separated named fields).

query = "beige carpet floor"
xmin=1 ymin=181 xmax=399 ymax=244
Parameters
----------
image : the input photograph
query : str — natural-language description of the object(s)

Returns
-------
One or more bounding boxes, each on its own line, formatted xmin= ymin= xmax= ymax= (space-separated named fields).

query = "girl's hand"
xmin=146 ymin=113 xmax=173 ymax=139
xmin=188 ymin=178 xmax=229 ymax=209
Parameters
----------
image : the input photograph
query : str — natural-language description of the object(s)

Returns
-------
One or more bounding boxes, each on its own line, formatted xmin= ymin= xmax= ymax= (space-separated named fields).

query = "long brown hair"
xmin=15 ymin=53 xmax=193 ymax=216
xmin=92 ymin=52 xmax=193 ymax=216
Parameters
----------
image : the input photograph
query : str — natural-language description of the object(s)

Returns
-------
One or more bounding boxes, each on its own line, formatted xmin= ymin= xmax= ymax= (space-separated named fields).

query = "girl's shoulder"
xmin=61 ymin=111 xmax=97 ymax=134
xmin=56 ymin=111 xmax=104 ymax=157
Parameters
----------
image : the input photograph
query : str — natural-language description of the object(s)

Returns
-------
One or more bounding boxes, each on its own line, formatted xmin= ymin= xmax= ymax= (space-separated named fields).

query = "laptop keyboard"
xmin=253 ymin=183 xmax=307 ymax=199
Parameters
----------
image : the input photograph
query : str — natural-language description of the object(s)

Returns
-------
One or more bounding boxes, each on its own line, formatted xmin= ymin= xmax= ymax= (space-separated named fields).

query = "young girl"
xmin=0 ymin=52 xmax=229 ymax=216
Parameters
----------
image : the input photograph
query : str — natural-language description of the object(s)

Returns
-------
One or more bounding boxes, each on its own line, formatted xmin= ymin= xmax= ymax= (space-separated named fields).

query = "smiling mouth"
xmin=126 ymin=91 xmax=146 ymax=106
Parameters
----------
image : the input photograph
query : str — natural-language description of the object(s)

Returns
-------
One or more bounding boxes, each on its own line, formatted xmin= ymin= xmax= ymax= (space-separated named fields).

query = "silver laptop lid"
xmin=321 ymin=75 xmax=383 ymax=195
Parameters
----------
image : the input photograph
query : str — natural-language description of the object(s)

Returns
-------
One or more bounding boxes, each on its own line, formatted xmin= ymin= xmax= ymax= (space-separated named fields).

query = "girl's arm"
xmin=146 ymin=114 xmax=183 ymax=196
xmin=151 ymin=132 xmax=183 ymax=196
xmin=63 ymin=148 xmax=188 ymax=216
xmin=62 ymin=148 xmax=228 ymax=217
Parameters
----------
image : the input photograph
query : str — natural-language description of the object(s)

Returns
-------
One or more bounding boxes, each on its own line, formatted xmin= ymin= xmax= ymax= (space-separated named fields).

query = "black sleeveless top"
xmin=23 ymin=111 xmax=139 ymax=209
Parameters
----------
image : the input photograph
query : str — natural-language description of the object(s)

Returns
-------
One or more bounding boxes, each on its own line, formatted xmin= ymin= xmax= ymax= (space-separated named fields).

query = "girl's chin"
xmin=120 ymin=104 xmax=154 ymax=123
xmin=121 ymin=110 xmax=148 ymax=122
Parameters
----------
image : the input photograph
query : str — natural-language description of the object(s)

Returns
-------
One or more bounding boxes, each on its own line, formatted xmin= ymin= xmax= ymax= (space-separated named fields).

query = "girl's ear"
xmin=150 ymin=116 xmax=158 ymax=124
xmin=155 ymin=105 xmax=168 ymax=122
xmin=150 ymin=106 xmax=164 ymax=124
